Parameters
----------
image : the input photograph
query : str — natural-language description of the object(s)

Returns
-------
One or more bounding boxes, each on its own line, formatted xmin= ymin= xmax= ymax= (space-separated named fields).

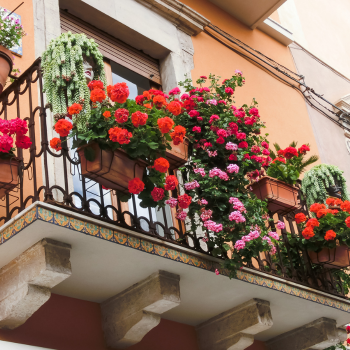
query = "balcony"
xmin=0 ymin=59 xmax=350 ymax=348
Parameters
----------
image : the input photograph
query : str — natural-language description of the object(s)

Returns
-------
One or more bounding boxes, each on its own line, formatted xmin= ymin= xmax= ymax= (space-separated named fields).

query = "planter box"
xmin=78 ymin=142 xmax=147 ymax=194
xmin=250 ymin=176 xmax=299 ymax=214
xmin=0 ymin=46 xmax=13 ymax=95
xmin=166 ymin=139 xmax=189 ymax=170
xmin=308 ymin=245 xmax=350 ymax=269
xmin=0 ymin=158 xmax=20 ymax=199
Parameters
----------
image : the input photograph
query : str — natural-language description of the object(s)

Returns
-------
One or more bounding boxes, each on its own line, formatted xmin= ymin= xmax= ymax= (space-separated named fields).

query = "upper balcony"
xmin=0 ymin=59 xmax=349 ymax=349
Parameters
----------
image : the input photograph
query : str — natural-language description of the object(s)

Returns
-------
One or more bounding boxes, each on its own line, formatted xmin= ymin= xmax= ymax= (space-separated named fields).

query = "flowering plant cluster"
xmin=295 ymin=198 xmax=350 ymax=251
xmin=172 ymin=73 xmax=280 ymax=273
xmin=0 ymin=8 xmax=26 ymax=49
xmin=50 ymin=80 xmax=187 ymax=208
xmin=0 ymin=117 xmax=31 ymax=157
xmin=266 ymin=142 xmax=318 ymax=185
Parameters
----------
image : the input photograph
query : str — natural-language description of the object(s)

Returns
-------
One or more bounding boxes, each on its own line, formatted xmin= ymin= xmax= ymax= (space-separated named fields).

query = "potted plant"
xmin=251 ymin=141 xmax=318 ymax=213
xmin=168 ymin=73 xmax=279 ymax=275
xmin=42 ymin=32 xmax=107 ymax=131
xmin=0 ymin=117 xmax=31 ymax=198
xmin=0 ymin=8 xmax=26 ymax=94
xmin=294 ymin=199 xmax=350 ymax=269
xmin=301 ymin=164 xmax=349 ymax=209
xmin=50 ymin=80 xmax=187 ymax=208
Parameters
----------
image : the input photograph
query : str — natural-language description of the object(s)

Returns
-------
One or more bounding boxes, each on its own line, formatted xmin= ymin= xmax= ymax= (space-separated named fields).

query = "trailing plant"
xmin=50 ymin=80 xmax=187 ymax=208
xmin=171 ymin=73 xmax=280 ymax=275
xmin=0 ymin=117 xmax=32 ymax=158
xmin=0 ymin=8 xmax=26 ymax=49
xmin=301 ymin=164 xmax=349 ymax=208
xmin=42 ymin=32 xmax=106 ymax=131
xmin=267 ymin=141 xmax=318 ymax=185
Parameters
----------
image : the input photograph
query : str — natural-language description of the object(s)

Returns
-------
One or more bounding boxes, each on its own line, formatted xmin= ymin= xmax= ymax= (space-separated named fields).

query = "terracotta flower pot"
xmin=0 ymin=46 xmax=13 ymax=95
xmin=78 ymin=142 xmax=147 ymax=194
xmin=0 ymin=158 xmax=21 ymax=199
xmin=250 ymin=176 xmax=299 ymax=214
xmin=166 ymin=139 xmax=189 ymax=170
xmin=308 ymin=244 xmax=350 ymax=269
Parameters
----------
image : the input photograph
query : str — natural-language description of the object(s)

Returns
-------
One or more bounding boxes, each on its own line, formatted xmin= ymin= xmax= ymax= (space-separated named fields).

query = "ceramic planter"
xmin=0 ymin=158 xmax=21 ymax=199
xmin=78 ymin=142 xmax=147 ymax=194
xmin=308 ymin=244 xmax=350 ymax=269
xmin=166 ymin=139 xmax=189 ymax=170
xmin=250 ymin=176 xmax=299 ymax=214
xmin=0 ymin=46 xmax=13 ymax=95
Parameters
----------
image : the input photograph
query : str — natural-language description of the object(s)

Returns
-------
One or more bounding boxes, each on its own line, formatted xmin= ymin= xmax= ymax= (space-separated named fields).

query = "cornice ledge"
xmin=135 ymin=0 xmax=210 ymax=35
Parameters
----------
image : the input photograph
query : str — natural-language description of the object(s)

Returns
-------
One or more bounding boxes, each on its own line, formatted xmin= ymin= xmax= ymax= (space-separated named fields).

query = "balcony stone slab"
xmin=101 ymin=270 xmax=180 ymax=348
xmin=0 ymin=238 xmax=72 ymax=329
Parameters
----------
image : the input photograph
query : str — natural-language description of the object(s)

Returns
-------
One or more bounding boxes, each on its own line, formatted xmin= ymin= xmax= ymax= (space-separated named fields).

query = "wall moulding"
xmin=135 ymin=0 xmax=210 ymax=36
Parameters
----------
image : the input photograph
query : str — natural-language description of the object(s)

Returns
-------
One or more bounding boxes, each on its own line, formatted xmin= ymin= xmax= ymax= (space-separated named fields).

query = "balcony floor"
xmin=1 ymin=202 xmax=350 ymax=341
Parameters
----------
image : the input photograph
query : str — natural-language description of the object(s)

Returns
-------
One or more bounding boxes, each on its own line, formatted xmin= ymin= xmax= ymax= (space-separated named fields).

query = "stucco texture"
xmin=180 ymin=0 xmax=320 ymax=161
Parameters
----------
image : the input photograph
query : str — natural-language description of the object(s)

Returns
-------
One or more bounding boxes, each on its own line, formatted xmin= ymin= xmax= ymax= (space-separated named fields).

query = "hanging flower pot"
xmin=250 ymin=176 xmax=299 ymax=213
xmin=308 ymin=244 xmax=350 ymax=269
xmin=0 ymin=157 xmax=21 ymax=199
xmin=78 ymin=142 xmax=147 ymax=194
xmin=166 ymin=139 xmax=189 ymax=170
xmin=0 ymin=46 xmax=13 ymax=95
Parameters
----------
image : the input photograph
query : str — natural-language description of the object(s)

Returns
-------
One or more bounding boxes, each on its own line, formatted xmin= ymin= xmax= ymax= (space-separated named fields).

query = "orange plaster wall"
xmin=0 ymin=0 xmax=44 ymax=217
xmin=181 ymin=0 xmax=320 ymax=163
xmin=0 ymin=294 xmax=199 ymax=350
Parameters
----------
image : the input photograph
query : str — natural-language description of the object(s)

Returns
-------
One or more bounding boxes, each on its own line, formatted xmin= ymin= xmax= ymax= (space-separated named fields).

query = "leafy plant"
xmin=42 ymin=32 xmax=106 ymax=131
xmin=0 ymin=8 xmax=26 ymax=49
xmin=301 ymin=164 xmax=349 ymax=208
xmin=266 ymin=141 xmax=318 ymax=185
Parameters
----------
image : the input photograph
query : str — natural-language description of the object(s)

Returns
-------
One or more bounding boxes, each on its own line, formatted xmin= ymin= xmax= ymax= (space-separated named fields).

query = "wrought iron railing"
xmin=0 ymin=58 xmax=346 ymax=298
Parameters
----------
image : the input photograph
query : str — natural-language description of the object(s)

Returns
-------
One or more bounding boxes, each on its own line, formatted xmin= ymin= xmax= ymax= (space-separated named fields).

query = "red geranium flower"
xmin=103 ymin=111 xmax=111 ymax=118
xmin=54 ymin=119 xmax=73 ymax=137
xmin=167 ymin=101 xmax=182 ymax=116
xmin=131 ymin=111 xmax=148 ymax=127
xmin=183 ymin=99 xmax=196 ymax=111
xmin=326 ymin=198 xmax=335 ymax=206
xmin=316 ymin=209 xmax=329 ymax=218
xmin=135 ymin=95 xmax=146 ymax=105
xmin=295 ymin=213 xmax=307 ymax=224
xmin=115 ymin=108 xmax=129 ymax=124
xmin=341 ymin=200 xmax=350 ymax=213
xmin=170 ymin=125 xmax=186 ymax=145
xmin=0 ymin=134 xmax=13 ymax=153
xmin=238 ymin=141 xmax=248 ymax=149
xmin=283 ymin=147 xmax=298 ymax=159
xmin=154 ymin=157 xmax=169 ymax=173
xmin=302 ymin=227 xmax=314 ymax=239
xmin=50 ymin=137 xmax=62 ymax=152
xmin=324 ymin=230 xmax=336 ymax=241
xmin=277 ymin=149 xmax=285 ymax=157
xmin=165 ymin=175 xmax=178 ymax=191
xmin=310 ymin=203 xmax=325 ymax=213
xmin=178 ymin=194 xmax=192 ymax=209
xmin=306 ymin=218 xmax=319 ymax=228
xmin=108 ymin=127 xmax=132 ymax=144
xmin=158 ymin=117 xmax=174 ymax=134
xmin=298 ymin=144 xmax=310 ymax=155
xmin=272 ymin=157 xmax=286 ymax=164
xmin=128 ymin=178 xmax=145 ymax=194
xmin=153 ymin=95 xmax=167 ymax=108
xmin=15 ymin=134 xmax=32 ymax=149
xmin=345 ymin=217 xmax=350 ymax=228
xmin=334 ymin=198 xmax=343 ymax=206
xmin=88 ymin=80 xmax=104 ymax=90
xmin=151 ymin=187 xmax=165 ymax=201
xmin=9 ymin=118 xmax=28 ymax=135
xmin=107 ymin=82 xmax=130 ymax=103
xmin=90 ymin=88 xmax=106 ymax=103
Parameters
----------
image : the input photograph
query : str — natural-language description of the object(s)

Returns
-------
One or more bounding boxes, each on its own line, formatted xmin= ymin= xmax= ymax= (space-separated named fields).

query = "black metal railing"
xmin=0 ymin=58 xmax=346 ymax=298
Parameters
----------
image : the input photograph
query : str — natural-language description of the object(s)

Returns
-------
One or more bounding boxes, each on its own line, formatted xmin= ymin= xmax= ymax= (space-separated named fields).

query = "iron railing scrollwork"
xmin=0 ymin=58 xmax=346 ymax=298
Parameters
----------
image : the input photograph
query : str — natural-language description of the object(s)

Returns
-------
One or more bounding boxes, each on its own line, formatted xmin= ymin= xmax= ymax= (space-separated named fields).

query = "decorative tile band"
xmin=1 ymin=205 xmax=350 ymax=313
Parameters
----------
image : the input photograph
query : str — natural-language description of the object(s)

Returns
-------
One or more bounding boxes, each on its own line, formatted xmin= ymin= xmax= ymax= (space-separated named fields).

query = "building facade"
xmin=0 ymin=0 xmax=349 ymax=349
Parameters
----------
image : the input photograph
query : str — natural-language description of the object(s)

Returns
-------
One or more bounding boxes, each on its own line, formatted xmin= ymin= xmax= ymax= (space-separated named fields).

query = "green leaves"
xmin=83 ymin=146 xmax=95 ymax=162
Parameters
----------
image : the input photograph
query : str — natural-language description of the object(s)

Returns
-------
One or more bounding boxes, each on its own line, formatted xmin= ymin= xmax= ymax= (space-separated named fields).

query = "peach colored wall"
xmin=0 ymin=0 xmax=44 ymax=219
xmin=181 ymin=0 xmax=320 ymax=163
xmin=0 ymin=294 xmax=199 ymax=350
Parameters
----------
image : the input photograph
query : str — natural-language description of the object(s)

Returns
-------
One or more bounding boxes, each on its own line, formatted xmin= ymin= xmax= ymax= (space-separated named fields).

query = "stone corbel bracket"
xmin=267 ymin=317 xmax=347 ymax=350
xmin=196 ymin=298 xmax=273 ymax=350
xmin=135 ymin=0 xmax=210 ymax=35
xmin=0 ymin=238 xmax=72 ymax=329
xmin=101 ymin=270 xmax=181 ymax=349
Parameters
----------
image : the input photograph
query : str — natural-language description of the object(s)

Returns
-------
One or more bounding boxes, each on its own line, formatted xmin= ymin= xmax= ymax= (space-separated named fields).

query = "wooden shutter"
xmin=60 ymin=11 xmax=161 ymax=85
